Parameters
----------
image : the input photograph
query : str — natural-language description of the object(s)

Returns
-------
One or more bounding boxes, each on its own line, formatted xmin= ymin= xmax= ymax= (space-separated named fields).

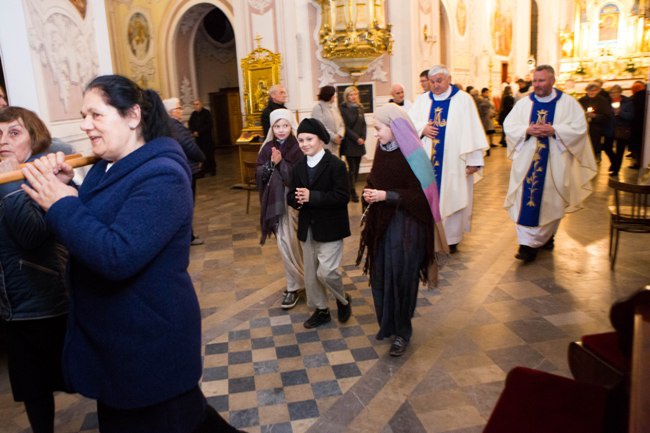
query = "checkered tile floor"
xmin=195 ymin=257 xmax=457 ymax=432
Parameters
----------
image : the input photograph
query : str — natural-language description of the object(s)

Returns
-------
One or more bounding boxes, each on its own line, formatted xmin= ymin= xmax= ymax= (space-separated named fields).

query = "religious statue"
xmin=254 ymin=80 xmax=269 ymax=112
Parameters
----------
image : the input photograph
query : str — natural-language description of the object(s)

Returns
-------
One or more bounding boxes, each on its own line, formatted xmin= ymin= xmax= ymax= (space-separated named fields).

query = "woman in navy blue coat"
xmin=21 ymin=75 xmax=243 ymax=433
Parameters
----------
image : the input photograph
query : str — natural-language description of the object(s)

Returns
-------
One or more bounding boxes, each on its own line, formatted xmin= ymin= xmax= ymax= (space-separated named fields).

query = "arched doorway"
xmin=161 ymin=1 xmax=241 ymax=148
xmin=162 ymin=3 xmax=237 ymax=113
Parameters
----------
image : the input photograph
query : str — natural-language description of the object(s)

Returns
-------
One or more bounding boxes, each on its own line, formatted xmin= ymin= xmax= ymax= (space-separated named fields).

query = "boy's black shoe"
xmin=336 ymin=294 xmax=352 ymax=323
xmin=303 ymin=308 xmax=331 ymax=329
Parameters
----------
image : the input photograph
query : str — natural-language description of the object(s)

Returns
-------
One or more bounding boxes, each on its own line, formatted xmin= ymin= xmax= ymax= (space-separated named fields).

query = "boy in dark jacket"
xmin=288 ymin=118 xmax=352 ymax=329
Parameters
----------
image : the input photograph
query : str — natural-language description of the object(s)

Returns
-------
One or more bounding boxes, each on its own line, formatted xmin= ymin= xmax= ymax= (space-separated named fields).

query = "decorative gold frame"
xmin=235 ymin=36 xmax=281 ymax=186
xmin=239 ymin=36 xmax=281 ymax=132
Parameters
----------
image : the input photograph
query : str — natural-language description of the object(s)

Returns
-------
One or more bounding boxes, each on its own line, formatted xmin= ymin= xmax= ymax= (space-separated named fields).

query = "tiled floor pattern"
xmin=1 ymin=146 xmax=649 ymax=433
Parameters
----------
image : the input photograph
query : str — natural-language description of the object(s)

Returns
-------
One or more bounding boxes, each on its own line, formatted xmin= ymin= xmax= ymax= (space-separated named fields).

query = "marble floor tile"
xmin=1 ymin=147 xmax=648 ymax=433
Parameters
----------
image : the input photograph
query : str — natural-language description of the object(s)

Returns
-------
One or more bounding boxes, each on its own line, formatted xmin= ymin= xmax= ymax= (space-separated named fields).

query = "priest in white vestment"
xmin=409 ymin=65 xmax=488 ymax=252
xmin=503 ymin=65 xmax=597 ymax=262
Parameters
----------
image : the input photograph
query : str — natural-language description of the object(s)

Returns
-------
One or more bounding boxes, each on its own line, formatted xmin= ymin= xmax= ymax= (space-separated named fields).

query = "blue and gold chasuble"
xmin=517 ymin=90 xmax=563 ymax=227
xmin=428 ymin=85 xmax=460 ymax=192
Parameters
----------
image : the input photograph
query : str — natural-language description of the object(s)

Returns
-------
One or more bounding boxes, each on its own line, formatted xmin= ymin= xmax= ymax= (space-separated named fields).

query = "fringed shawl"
xmin=357 ymin=103 xmax=449 ymax=287
xmin=256 ymin=112 xmax=303 ymax=244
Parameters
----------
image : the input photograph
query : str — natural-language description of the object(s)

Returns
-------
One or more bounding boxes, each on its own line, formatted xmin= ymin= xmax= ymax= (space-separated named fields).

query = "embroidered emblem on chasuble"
xmin=428 ymin=85 xmax=459 ymax=192
xmin=517 ymin=91 xmax=563 ymax=227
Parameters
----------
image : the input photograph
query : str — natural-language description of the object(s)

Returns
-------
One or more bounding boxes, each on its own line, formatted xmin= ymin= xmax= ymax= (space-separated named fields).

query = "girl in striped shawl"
xmin=357 ymin=103 xmax=448 ymax=357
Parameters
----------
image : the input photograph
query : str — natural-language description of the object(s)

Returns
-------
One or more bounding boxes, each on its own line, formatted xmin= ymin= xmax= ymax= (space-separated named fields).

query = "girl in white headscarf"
xmin=256 ymin=109 xmax=305 ymax=309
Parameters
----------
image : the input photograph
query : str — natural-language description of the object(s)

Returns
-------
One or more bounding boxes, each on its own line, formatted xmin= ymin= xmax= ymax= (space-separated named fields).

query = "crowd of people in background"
xmin=0 ymin=61 xmax=648 ymax=432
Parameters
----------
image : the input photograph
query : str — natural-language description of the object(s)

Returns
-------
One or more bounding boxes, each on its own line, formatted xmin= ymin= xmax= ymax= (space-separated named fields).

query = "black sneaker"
xmin=336 ymin=294 xmax=352 ymax=323
xmin=304 ymin=308 xmax=331 ymax=329
xmin=389 ymin=336 xmax=408 ymax=357
xmin=449 ymin=243 xmax=458 ymax=254
xmin=281 ymin=290 xmax=303 ymax=309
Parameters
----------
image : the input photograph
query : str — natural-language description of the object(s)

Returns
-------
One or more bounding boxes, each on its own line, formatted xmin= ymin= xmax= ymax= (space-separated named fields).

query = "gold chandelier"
xmin=317 ymin=0 xmax=393 ymax=78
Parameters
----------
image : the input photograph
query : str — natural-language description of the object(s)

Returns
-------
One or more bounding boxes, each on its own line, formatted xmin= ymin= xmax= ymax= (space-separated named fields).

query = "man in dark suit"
xmin=188 ymin=99 xmax=216 ymax=176
xmin=288 ymin=118 xmax=352 ymax=329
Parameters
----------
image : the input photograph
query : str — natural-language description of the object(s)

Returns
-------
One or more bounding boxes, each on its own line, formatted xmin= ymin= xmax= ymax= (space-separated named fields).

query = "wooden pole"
xmin=0 ymin=154 xmax=99 ymax=184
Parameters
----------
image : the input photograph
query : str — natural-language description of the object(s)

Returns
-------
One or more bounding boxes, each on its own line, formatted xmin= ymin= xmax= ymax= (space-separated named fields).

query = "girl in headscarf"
xmin=256 ymin=109 xmax=305 ymax=309
xmin=357 ymin=103 xmax=448 ymax=357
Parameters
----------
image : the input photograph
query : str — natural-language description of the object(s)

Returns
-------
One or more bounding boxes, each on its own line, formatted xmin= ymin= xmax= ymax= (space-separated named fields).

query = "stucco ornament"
xmin=27 ymin=1 xmax=98 ymax=112
xmin=180 ymin=77 xmax=195 ymax=111
xmin=179 ymin=4 xmax=213 ymax=36
xmin=196 ymin=30 xmax=236 ymax=63
xmin=248 ymin=0 xmax=273 ymax=14
xmin=318 ymin=62 xmax=338 ymax=88
xmin=367 ymin=57 xmax=388 ymax=82
xmin=130 ymin=58 xmax=156 ymax=88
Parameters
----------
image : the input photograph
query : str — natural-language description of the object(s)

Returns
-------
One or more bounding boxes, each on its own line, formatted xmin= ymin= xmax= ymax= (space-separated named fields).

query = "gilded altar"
xmin=558 ymin=1 xmax=650 ymax=89
xmin=316 ymin=0 xmax=393 ymax=79
xmin=235 ymin=36 xmax=281 ymax=185
xmin=238 ymin=36 xmax=281 ymax=134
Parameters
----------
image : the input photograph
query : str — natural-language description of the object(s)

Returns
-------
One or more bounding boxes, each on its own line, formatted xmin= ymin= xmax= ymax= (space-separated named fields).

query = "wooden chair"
xmin=242 ymin=161 xmax=258 ymax=214
xmin=608 ymin=178 xmax=650 ymax=269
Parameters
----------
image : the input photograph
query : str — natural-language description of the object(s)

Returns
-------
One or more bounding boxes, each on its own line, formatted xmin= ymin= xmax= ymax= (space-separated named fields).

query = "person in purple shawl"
xmin=358 ymin=103 xmax=448 ymax=357
xmin=256 ymin=109 xmax=305 ymax=309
